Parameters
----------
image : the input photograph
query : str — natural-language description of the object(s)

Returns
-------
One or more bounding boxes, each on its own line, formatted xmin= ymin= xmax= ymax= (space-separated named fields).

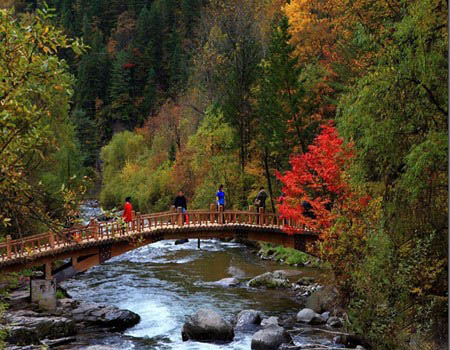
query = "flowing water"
xmin=59 ymin=204 xmax=334 ymax=349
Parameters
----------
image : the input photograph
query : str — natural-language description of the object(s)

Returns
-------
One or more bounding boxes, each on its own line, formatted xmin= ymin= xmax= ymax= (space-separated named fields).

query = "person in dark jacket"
xmin=255 ymin=187 xmax=268 ymax=212
xmin=174 ymin=190 xmax=187 ymax=212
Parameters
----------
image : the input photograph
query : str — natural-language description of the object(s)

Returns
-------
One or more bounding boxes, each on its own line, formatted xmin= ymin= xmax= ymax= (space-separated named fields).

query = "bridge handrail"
xmin=0 ymin=206 xmax=309 ymax=262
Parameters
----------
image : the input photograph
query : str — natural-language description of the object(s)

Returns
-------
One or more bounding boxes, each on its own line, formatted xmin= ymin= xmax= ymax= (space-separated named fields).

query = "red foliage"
xmin=277 ymin=122 xmax=354 ymax=234
xmin=123 ymin=62 xmax=136 ymax=69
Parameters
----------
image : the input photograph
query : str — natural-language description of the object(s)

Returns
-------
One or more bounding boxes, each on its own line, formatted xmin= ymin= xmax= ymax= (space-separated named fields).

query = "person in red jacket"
xmin=123 ymin=196 xmax=133 ymax=223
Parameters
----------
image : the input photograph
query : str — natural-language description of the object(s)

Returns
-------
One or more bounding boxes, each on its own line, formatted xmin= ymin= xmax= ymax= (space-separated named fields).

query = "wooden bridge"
xmin=0 ymin=205 xmax=318 ymax=282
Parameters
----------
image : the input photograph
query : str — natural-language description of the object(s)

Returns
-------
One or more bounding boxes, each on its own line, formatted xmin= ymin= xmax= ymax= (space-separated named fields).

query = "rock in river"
xmin=70 ymin=301 xmax=140 ymax=331
xmin=235 ymin=310 xmax=262 ymax=332
xmin=260 ymin=316 xmax=279 ymax=328
xmin=182 ymin=308 xmax=234 ymax=343
xmin=3 ymin=310 xmax=76 ymax=345
xmin=296 ymin=308 xmax=326 ymax=325
xmin=305 ymin=285 xmax=339 ymax=313
xmin=212 ymin=277 xmax=240 ymax=287
xmin=248 ymin=271 xmax=291 ymax=288
xmin=251 ymin=324 xmax=292 ymax=350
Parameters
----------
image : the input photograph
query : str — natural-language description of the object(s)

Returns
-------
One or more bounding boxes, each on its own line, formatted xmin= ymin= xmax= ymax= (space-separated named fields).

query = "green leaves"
xmin=0 ymin=7 xmax=86 ymax=236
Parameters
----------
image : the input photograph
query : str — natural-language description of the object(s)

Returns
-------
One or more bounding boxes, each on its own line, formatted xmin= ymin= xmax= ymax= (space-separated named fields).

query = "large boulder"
xmin=248 ymin=271 xmax=290 ymax=289
xmin=305 ymin=286 xmax=339 ymax=313
xmin=251 ymin=325 xmax=292 ymax=350
xmin=235 ymin=310 xmax=262 ymax=332
xmin=181 ymin=309 xmax=234 ymax=343
xmin=71 ymin=301 xmax=140 ymax=331
xmin=296 ymin=308 xmax=326 ymax=325
xmin=4 ymin=310 xmax=76 ymax=345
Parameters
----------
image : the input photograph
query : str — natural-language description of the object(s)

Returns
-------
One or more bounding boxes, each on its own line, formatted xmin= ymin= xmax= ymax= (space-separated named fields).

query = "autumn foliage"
xmin=277 ymin=122 xmax=354 ymax=234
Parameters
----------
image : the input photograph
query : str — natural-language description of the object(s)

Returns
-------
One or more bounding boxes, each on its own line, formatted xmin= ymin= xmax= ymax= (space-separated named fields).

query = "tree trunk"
xmin=264 ymin=147 xmax=276 ymax=213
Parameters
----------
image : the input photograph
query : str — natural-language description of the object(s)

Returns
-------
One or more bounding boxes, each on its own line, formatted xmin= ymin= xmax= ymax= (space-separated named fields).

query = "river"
xmin=60 ymin=237 xmax=336 ymax=349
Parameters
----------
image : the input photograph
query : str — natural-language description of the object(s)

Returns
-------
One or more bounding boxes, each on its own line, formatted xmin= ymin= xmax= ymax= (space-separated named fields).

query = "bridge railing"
xmin=0 ymin=205 xmax=306 ymax=262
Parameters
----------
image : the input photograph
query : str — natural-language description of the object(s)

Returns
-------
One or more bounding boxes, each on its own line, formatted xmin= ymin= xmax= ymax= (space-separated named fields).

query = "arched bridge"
xmin=0 ymin=206 xmax=318 ymax=282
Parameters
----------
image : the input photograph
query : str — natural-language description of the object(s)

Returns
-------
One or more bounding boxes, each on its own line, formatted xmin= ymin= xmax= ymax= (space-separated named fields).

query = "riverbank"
xmin=2 ymin=279 xmax=140 ymax=349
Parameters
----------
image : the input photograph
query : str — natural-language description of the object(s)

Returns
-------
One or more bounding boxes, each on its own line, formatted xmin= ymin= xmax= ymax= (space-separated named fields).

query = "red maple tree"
xmin=277 ymin=121 xmax=354 ymax=235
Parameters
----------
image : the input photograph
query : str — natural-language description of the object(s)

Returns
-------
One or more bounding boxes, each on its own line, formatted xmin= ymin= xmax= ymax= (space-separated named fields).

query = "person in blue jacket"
xmin=216 ymin=184 xmax=226 ymax=209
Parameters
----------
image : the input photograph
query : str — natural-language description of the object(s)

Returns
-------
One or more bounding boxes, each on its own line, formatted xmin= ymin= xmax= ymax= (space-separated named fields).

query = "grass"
xmin=259 ymin=243 xmax=320 ymax=266
xmin=55 ymin=289 xmax=66 ymax=300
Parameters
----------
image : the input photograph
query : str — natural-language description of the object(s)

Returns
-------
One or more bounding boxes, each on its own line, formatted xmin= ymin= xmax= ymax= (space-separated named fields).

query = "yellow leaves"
xmin=411 ymin=287 xmax=423 ymax=296
xmin=54 ymin=85 xmax=64 ymax=91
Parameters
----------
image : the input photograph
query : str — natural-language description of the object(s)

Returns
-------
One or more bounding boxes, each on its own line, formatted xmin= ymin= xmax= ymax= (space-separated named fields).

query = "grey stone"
xmin=235 ymin=310 xmax=262 ymax=332
xmin=182 ymin=308 xmax=234 ymax=343
xmin=260 ymin=316 xmax=279 ymax=328
xmin=4 ymin=313 xmax=76 ymax=345
xmin=40 ymin=336 xmax=76 ymax=347
xmin=101 ymin=308 xmax=141 ymax=330
xmin=70 ymin=301 xmax=140 ymax=330
xmin=321 ymin=311 xmax=330 ymax=321
xmin=296 ymin=308 xmax=326 ymax=325
xmin=327 ymin=316 xmax=343 ymax=328
xmin=174 ymin=238 xmax=189 ymax=245
xmin=71 ymin=302 xmax=100 ymax=314
xmin=213 ymin=277 xmax=240 ymax=287
xmin=296 ymin=277 xmax=316 ymax=285
xmin=305 ymin=286 xmax=339 ymax=313
xmin=251 ymin=325 xmax=292 ymax=350
xmin=248 ymin=271 xmax=290 ymax=288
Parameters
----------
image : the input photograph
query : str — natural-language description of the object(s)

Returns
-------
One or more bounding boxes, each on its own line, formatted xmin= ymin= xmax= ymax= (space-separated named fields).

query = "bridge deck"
xmin=0 ymin=208 xmax=318 ymax=274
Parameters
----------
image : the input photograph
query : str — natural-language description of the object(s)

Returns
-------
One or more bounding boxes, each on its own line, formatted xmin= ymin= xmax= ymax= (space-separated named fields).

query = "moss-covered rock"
xmin=248 ymin=271 xmax=291 ymax=289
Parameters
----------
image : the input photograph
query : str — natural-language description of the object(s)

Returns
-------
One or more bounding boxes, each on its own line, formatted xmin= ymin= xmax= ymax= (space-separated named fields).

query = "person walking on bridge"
xmin=216 ymin=184 xmax=226 ymax=209
xmin=254 ymin=186 xmax=268 ymax=212
xmin=174 ymin=190 xmax=187 ymax=212
xmin=123 ymin=196 xmax=133 ymax=223
xmin=174 ymin=190 xmax=188 ymax=224
xmin=122 ymin=196 xmax=133 ymax=234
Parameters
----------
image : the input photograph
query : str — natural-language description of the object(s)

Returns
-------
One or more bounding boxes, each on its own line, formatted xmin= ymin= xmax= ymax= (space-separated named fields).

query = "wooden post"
xmin=177 ymin=207 xmax=184 ymax=226
xmin=45 ymin=262 xmax=52 ymax=280
xmin=137 ymin=213 xmax=142 ymax=232
xmin=248 ymin=206 xmax=255 ymax=225
xmin=259 ymin=207 xmax=264 ymax=226
xmin=6 ymin=235 xmax=11 ymax=258
xmin=49 ymin=232 xmax=55 ymax=249
xmin=89 ymin=218 xmax=98 ymax=240
xmin=132 ymin=211 xmax=136 ymax=231
xmin=210 ymin=203 xmax=216 ymax=224
xmin=218 ymin=205 xmax=224 ymax=224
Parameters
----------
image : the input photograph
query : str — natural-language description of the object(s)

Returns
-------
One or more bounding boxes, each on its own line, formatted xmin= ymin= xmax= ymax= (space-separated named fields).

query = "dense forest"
xmin=0 ymin=0 xmax=448 ymax=349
